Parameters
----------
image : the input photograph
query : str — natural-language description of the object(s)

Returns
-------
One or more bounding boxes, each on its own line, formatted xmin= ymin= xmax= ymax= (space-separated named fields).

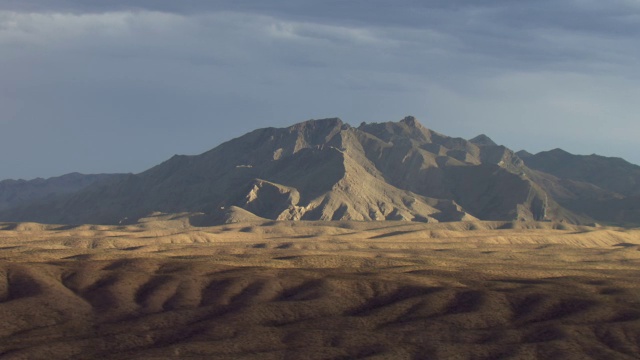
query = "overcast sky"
xmin=2 ymin=0 xmax=639 ymax=180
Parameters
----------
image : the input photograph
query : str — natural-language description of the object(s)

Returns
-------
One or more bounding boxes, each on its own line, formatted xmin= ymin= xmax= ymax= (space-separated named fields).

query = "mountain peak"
xmin=516 ymin=150 xmax=533 ymax=158
xmin=469 ymin=134 xmax=497 ymax=147
xmin=291 ymin=117 xmax=344 ymax=130
xmin=547 ymin=148 xmax=571 ymax=155
xmin=399 ymin=116 xmax=421 ymax=127
xmin=536 ymin=148 xmax=574 ymax=161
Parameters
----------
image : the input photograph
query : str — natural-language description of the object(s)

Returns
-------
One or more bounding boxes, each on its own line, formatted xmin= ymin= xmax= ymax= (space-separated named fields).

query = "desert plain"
xmin=1 ymin=215 xmax=640 ymax=359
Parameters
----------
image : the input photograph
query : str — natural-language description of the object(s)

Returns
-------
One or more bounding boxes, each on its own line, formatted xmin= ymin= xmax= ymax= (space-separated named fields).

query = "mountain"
xmin=469 ymin=134 xmax=498 ymax=147
xmin=0 ymin=116 xmax=637 ymax=226
xmin=0 ymin=173 xmax=125 ymax=212
xmin=523 ymin=148 xmax=640 ymax=196
xmin=521 ymin=149 xmax=640 ymax=226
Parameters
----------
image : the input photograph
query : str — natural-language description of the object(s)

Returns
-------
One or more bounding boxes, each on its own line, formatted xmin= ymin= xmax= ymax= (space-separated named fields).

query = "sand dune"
xmin=1 ymin=219 xmax=640 ymax=359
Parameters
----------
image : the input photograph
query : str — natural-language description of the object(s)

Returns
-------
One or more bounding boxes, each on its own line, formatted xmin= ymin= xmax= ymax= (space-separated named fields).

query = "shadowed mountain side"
xmin=561 ymin=196 xmax=640 ymax=228
xmin=469 ymin=134 xmax=498 ymax=147
xmin=524 ymin=149 xmax=640 ymax=197
xmin=443 ymin=165 xmax=547 ymax=221
xmin=0 ymin=173 xmax=125 ymax=211
xmin=523 ymin=162 xmax=639 ymax=226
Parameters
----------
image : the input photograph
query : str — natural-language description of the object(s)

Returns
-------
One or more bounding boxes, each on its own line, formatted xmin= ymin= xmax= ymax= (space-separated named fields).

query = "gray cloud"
xmin=1 ymin=1 xmax=639 ymax=179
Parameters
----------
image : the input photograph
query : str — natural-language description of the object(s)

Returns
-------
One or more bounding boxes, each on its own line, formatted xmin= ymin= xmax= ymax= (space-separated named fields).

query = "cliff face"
xmin=0 ymin=116 xmax=635 ymax=226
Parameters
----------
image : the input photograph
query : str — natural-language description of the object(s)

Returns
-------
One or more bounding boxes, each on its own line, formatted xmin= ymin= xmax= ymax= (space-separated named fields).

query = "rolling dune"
xmin=1 ymin=219 xmax=640 ymax=359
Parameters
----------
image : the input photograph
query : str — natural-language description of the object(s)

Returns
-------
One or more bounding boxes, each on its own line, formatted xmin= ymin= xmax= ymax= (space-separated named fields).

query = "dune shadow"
xmin=368 ymin=230 xmax=421 ymax=239
xmin=613 ymin=242 xmax=639 ymax=248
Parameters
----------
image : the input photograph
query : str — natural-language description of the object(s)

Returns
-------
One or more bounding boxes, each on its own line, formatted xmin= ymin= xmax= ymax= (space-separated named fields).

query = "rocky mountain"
xmin=519 ymin=149 xmax=640 ymax=226
xmin=0 ymin=117 xmax=637 ymax=226
xmin=0 ymin=173 xmax=124 ymax=212
xmin=523 ymin=148 xmax=640 ymax=197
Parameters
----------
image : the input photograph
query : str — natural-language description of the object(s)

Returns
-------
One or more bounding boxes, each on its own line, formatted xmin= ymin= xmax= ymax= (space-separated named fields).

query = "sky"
xmin=1 ymin=0 xmax=639 ymax=180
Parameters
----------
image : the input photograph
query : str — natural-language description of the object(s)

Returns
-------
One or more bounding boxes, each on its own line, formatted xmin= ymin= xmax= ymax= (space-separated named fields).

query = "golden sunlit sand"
xmin=1 ymin=216 xmax=640 ymax=359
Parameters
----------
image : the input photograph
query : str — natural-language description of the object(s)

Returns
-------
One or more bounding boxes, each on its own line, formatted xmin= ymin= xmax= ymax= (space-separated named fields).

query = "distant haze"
xmin=1 ymin=0 xmax=639 ymax=180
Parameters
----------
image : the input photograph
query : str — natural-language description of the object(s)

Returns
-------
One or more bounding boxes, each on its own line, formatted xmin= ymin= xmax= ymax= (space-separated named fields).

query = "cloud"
xmin=0 ymin=1 xmax=639 ymax=179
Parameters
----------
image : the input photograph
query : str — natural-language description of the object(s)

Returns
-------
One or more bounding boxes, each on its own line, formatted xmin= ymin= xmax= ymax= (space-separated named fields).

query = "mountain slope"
xmin=0 ymin=173 xmax=125 ymax=212
xmin=521 ymin=149 xmax=640 ymax=225
xmin=524 ymin=148 xmax=640 ymax=196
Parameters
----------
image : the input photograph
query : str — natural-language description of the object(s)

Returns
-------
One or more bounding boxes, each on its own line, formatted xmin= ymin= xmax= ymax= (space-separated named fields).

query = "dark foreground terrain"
xmin=1 ymin=218 xmax=639 ymax=359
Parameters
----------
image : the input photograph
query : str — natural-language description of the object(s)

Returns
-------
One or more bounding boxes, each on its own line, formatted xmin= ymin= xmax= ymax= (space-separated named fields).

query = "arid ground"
xmin=1 ymin=216 xmax=640 ymax=359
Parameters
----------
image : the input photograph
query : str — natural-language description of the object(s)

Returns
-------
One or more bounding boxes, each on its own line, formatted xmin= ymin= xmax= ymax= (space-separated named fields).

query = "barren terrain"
xmin=1 ymin=216 xmax=640 ymax=359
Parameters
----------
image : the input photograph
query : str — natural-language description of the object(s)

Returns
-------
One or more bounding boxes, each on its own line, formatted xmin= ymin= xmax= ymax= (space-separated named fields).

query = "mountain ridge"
xmin=0 ymin=172 xmax=126 ymax=212
xmin=0 ymin=116 xmax=637 ymax=226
